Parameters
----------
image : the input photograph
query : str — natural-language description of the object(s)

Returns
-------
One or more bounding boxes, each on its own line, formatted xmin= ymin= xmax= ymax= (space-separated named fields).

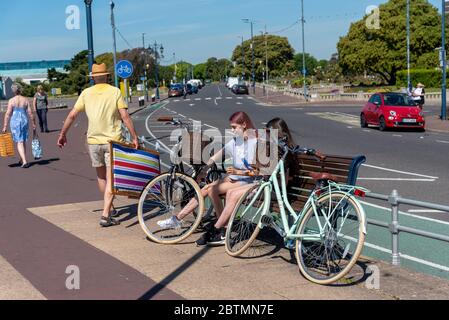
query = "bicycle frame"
xmin=245 ymin=156 xmax=368 ymax=243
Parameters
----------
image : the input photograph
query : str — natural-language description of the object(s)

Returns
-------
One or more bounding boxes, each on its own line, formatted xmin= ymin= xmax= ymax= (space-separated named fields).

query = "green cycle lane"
xmin=361 ymin=200 xmax=449 ymax=280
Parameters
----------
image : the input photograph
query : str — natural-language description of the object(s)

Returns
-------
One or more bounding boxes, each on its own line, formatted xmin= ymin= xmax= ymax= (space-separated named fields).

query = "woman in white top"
xmin=412 ymin=83 xmax=425 ymax=109
xmin=157 ymin=111 xmax=259 ymax=244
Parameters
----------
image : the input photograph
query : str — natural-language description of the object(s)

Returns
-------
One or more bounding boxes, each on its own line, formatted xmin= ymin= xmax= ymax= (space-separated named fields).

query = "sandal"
xmin=21 ymin=163 xmax=31 ymax=169
xmin=99 ymin=216 xmax=120 ymax=227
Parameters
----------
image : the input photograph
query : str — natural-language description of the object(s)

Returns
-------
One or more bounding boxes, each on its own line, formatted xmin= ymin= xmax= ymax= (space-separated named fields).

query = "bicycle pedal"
xmin=261 ymin=215 xmax=273 ymax=225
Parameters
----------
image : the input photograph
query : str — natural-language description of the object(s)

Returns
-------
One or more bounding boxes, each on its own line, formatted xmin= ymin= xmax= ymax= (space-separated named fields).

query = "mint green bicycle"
xmin=225 ymin=140 xmax=368 ymax=285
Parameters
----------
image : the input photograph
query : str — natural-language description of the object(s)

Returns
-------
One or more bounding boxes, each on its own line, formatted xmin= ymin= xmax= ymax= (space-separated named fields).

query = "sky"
xmin=0 ymin=0 xmax=443 ymax=65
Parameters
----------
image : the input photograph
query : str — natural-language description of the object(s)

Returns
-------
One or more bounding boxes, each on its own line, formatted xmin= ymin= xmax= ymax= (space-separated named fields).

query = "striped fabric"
xmin=111 ymin=142 xmax=161 ymax=195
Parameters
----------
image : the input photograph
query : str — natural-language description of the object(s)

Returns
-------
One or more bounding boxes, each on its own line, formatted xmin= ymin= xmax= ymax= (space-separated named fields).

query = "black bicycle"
xmin=137 ymin=116 xmax=225 ymax=244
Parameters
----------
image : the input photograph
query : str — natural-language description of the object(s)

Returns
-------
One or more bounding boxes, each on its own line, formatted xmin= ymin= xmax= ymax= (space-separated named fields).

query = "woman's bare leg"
xmin=176 ymin=181 xmax=218 ymax=220
xmin=215 ymin=184 xmax=255 ymax=228
xmin=17 ymin=142 xmax=27 ymax=164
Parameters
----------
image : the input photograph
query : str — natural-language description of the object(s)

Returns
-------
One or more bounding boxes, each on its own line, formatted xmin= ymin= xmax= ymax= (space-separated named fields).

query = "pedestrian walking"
xmin=2 ymin=83 xmax=37 ymax=168
xmin=57 ymin=63 xmax=139 ymax=228
xmin=412 ymin=83 xmax=425 ymax=110
xmin=33 ymin=85 xmax=49 ymax=133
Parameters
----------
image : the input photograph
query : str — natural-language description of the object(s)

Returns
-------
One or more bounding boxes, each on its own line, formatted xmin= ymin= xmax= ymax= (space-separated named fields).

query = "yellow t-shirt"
xmin=74 ymin=83 xmax=128 ymax=144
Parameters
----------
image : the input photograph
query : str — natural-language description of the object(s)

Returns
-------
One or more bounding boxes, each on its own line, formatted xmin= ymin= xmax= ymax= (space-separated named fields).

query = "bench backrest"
xmin=273 ymin=153 xmax=366 ymax=213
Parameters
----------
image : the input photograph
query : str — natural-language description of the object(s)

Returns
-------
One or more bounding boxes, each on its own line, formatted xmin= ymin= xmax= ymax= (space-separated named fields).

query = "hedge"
xmin=396 ymin=69 xmax=447 ymax=88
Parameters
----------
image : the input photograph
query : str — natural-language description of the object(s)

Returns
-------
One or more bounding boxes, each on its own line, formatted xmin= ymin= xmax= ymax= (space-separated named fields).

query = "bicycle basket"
xmin=179 ymin=131 xmax=213 ymax=165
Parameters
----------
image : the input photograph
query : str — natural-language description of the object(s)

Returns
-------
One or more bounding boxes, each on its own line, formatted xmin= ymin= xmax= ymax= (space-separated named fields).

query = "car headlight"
xmin=390 ymin=111 xmax=396 ymax=116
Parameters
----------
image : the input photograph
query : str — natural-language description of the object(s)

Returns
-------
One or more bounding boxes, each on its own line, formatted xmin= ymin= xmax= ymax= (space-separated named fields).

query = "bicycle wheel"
xmin=295 ymin=191 xmax=366 ymax=284
xmin=137 ymin=172 xmax=204 ymax=244
xmin=225 ymin=184 xmax=271 ymax=257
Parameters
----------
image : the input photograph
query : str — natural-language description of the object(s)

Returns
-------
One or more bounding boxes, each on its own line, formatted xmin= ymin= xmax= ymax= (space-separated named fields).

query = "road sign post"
xmin=116 ymin=60 xmax=133 ymax=107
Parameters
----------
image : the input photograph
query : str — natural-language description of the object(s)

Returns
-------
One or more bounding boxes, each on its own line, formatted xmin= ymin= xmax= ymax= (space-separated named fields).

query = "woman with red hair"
xmin=157 ymin=111 xmax=259 ymax=245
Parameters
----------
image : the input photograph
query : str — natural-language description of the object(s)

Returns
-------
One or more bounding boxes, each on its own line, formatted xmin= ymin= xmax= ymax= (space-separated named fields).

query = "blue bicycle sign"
xmin=116 ymin=60 xmax=133 ymax=79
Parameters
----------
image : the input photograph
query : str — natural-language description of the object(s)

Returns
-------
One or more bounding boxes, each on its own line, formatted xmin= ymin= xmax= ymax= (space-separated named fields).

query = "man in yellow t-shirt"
xmin=57 ymin=63 xmax=138 ymax=228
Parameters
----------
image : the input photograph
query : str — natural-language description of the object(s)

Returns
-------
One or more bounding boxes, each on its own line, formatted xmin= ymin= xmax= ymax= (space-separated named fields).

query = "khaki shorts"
xmin=88 ymin=144 xmax=111 ymax=168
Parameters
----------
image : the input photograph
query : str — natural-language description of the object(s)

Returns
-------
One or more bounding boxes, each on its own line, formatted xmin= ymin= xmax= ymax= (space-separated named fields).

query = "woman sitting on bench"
xmin=156 ymin=111 xmax=259 ymax=246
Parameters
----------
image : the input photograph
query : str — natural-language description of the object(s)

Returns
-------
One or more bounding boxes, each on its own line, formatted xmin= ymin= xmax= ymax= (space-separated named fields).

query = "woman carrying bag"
xmin=2 ymin=83 xmax=37 ymax=168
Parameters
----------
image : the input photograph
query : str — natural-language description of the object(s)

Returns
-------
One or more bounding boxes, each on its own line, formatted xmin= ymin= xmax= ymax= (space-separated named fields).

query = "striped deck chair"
xmin=110 ymin=141 xmax=161 ymax=197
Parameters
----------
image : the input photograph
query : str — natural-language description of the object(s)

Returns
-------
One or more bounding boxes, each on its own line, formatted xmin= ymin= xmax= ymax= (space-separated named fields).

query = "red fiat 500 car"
xmin=361 ymin=92 xmax=425 ymax=131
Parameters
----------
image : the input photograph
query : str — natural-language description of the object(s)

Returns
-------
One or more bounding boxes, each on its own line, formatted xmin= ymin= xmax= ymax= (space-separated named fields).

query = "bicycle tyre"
xmin=137 ymin=172 xmax=204 ymax=244
xmin=295 ymin=191 xmax=366 ymax=284
xmin=225 ymin=184 xmax=270 ymax=257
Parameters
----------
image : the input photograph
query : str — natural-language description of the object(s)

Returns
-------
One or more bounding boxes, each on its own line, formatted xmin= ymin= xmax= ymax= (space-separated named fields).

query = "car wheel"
xmin=379 ymin=116 xmax=387 ymax=131
xmin=360 ymin=114 xmax=368 ymax=128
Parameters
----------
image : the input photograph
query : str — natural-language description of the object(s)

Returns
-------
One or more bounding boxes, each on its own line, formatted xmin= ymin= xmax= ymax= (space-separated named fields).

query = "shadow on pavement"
xmin=7 ymin=158 xmax=60 ymax=168
xmin=138 ymin=246 xmax=211 ymax=300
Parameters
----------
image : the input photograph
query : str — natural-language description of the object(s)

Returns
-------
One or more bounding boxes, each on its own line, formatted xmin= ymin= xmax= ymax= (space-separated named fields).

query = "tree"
xmin=231 ymin=35 xmax=295 ymax=81
xmin=194 ymin=63 xmax=207 ymax=80
xmin=337 ymin=0 xmax=443 ymax=85
xmin=293 ymin=53 xmax=320 ymax=76
xmin=204 ymin=57 xmax=232 ymax=81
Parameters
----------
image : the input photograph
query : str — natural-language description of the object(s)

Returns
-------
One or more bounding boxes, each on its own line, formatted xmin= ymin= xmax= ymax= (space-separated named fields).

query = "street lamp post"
xmin=153 ymin=41 xmax=164 ymax=100
xmin=110 ymin=1 xmax=118 ymax=88
xmin=84 ymin=0 xmax=95 ymax=86
xmin=407 ymin=0 xmax=411 ymax=92
xmin=442 ymin=0 xmax=447 ymax=120
xmin=300 ymin=0 xmax=308 ymax=101
xmin=242 ymin=19 xmax=255 ymax=94
xmin=238 ymin=36 xmax=245 ymax=81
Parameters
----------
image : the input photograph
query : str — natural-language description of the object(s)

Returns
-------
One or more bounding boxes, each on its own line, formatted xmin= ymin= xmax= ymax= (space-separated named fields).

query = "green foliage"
xmin=396 ymin=68 xmax=446 ymax=87
xmin=338 ymin=0 xmax=443 ymax=85
xmin=293 ymin=53 xmax=323 ymax=76
xmin=194 ymin=63 xmax=207 ymax=80
xmin=204 ymin=58 xmax=232 ymax=81
xmin=231 ymin=35 xmax=295 ymax=81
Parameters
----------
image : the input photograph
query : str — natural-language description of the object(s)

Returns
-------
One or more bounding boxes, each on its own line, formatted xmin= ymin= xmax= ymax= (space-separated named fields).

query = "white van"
xmin=226 ymin=77 xmax=239 ymax=89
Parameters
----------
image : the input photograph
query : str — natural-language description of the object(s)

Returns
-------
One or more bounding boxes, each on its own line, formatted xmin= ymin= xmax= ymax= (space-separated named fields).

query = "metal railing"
xmin=365 ymin=190 xmax=449 ymax=266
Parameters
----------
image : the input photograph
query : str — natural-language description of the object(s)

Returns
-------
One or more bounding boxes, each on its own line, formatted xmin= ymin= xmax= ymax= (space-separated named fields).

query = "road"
xmin=131 ymin=84 xmax=449 ymax=280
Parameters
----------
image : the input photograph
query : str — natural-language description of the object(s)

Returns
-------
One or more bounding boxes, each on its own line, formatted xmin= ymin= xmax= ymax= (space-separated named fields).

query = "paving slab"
xmin=0 ymin=255 xmax=46 ymax=300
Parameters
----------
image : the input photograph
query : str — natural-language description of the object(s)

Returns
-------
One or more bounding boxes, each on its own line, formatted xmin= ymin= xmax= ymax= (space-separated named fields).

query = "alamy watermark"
xmin=65 ymin=265 xmax=80 ymax=290
xmin=365 ymin=265 xmax=380 ymax=290
xmin=66 ymin=5 xmax=80 ymax=30
xmin=366 ymin=5 xmax=380 ymax=30
xmin=166 ymin=123 xmax=280 ymax=174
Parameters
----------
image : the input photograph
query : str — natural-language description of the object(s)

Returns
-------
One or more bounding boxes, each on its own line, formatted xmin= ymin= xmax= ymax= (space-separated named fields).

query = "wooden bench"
xmin=270 ymin=153 xmax=366 ymax=213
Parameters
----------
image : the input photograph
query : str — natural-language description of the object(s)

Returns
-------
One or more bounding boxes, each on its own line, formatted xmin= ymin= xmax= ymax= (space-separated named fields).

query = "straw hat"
xmin=89 ymin=63 xmax=110 ymax=77
xmin=417 ymin=83 xmax=425 ymax=87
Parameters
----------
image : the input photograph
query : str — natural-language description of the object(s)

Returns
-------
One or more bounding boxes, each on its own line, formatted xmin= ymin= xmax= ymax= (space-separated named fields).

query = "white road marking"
xmin=203 ymin=124 xmax=218 ymax=129
xmin=347 ymin=126 xmax=353 ymax=129
xmin=195 ymin=98 xmax=201 ymax=101
xmin=360 ymin=200 xmax=449 ymax=226
xmin=358 ymin=178 xmax=435 ymax=182
xmin=362 ymin=164 xmax=439 ymax=179
xmin=205 ymin=98 xmax=212 ymax=100
xmin=436 ymin=140 xmax=449 ymax=144
xmin=216 ymin=97 xmax=222 ymax=100
xmin=226 ymin=97 xmax=233 ymax=100
xmin=347 ymin=236 xmax=449 ymax=272
xmin=363 ymin=129 xmax=371 ymax=132
xmin=408 ymin=209 xmax=446 ymax=213
xmin=189 ymin=104 xmax=195 ymax=107
xmin=294 ymin=108 xmax=304 ymax=110
xmin=174 ymin=100 xmax=180 ymax=102
xmin=236 ymin=102 xmax=242 ymax=105
xmin=237 ymin=97 xmax=243 ymax=100
xmin=392 ymin=134 xmax=403 ymax=137
xmin=217 ymin=85 xmax=223 ymax=97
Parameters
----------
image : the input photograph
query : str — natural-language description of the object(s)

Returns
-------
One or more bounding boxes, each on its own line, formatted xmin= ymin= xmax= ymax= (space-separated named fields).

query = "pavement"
xmin=249 ymin=85 xmax=449 ymax=134
xmin=1 ymin=87 xmax=449 ymax=300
